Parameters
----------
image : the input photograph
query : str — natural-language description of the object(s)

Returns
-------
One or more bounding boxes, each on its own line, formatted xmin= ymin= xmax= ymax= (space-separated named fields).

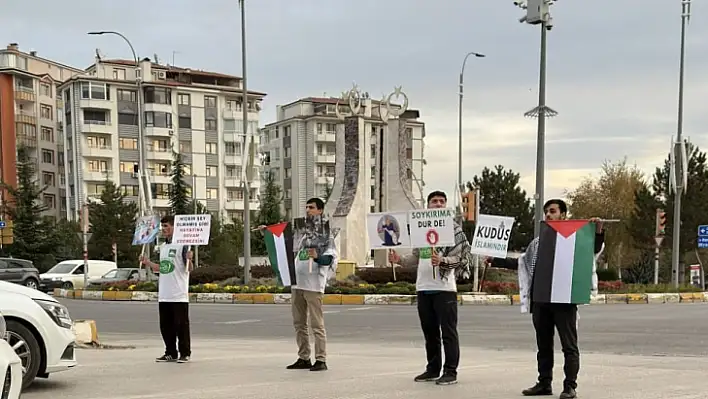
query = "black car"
xmin=0 ymin=257 xmax=40 ymax=289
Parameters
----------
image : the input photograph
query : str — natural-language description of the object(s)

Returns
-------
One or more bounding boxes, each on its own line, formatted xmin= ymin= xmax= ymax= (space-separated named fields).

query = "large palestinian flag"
xmin=532 ymin=220 xmax=596 ymax=304
xmin=263 ymin=222 xmax=296 ymax=286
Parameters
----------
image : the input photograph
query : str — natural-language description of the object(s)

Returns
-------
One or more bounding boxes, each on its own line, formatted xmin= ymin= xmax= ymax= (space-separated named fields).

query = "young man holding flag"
xmin=490 ymin=199 xmax=605 ymax=399
xmin=388 ymin=191 xmax=472 ymax=386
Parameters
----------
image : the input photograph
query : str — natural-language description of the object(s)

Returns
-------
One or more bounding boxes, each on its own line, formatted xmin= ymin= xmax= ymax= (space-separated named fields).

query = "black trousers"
xmin=417 ymin=291 xmax=460 ymax=376
xmin=531 ymin=302 xmax=579 ymax=389
xmin=159 ymin=302 xmax=191 ymax=358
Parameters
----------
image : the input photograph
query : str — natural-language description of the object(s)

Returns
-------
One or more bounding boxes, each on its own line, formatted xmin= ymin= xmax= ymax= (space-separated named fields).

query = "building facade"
xmin=59 ymin=56 xmax=265 ymax=222
xmin=0 ymin=43 xmax=84 ymax=221
xmin=260 ymin=97 xmax=426 ymax=219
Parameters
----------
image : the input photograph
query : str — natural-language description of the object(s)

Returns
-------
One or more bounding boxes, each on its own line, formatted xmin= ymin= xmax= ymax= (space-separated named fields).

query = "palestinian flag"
xmin=264 ymin=222 xmax=296 ymax=286
xmin=532 ymin=220 xmax=596 ymax=304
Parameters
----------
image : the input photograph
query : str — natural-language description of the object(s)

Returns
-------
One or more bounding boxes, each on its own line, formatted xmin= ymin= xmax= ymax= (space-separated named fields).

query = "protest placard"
xmin=470 ymin=214 xmax=516 ymax=258
xmin=408 ymin=208 xmax=455 ymax=248
xmin=173 ymin=214 xmax=212 ymax=245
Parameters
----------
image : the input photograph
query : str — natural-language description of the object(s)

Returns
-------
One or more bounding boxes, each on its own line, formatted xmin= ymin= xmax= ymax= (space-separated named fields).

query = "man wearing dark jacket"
xmin=490 ymin=199 xmax=605 ymax=399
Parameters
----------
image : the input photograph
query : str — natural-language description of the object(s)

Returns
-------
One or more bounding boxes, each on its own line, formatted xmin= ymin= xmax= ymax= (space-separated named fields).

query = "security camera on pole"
xmin=514 ymin=0 xmax=559 ymax=239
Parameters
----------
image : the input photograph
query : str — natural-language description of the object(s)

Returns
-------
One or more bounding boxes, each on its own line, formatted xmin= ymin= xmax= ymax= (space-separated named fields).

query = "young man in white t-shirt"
xmin=140 ymin=215 xmax=193 ymax=363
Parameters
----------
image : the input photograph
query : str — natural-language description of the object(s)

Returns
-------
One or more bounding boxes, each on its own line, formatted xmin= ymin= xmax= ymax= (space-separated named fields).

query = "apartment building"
xmin=260 ymin=96 xmax=426 ymax=219
xmin=0 ymin=43 xmax=84 ymax=221
xmin=59 ymin=56 xmax=265 ymax=222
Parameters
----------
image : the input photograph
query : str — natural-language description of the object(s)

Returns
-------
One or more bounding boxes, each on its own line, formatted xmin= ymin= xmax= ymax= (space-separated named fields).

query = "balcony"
xmin=151 ymin=198 xmax=171 ymax=208
xmin=79 ymin=98 xmax=111 ymax=109
xmin=222 ymin=107 xmax=259 ymax=120
xmin=224 ymin=154 xmax=243 ymax=165
xmin=146 ymin=149 xmax=173 ymax=161
xmin=224 ymin=199 xmax=244 ymax=210
xmin=315 ymin=154 xmax=336 ymax=163
xmin=315 ymin=132 xmax=336 ymax=142
xmin=316 ymin=175 xmax=332 ymax=185
xmin=84 ymin=170 xmax=114 ymax=181
xmin=82 ymin=120 xmax=114 ymax=135
xmin=15 ymin=109 xmax=36 ymax=124
xmin=145 ymin=170 xmax=171 ymax=184
xmin=223 ymin=132 xmax=242 ymax=142
xmin=143 ymin=102 xmax=173 ymax=114
xmin=14 ymin=86 xmax=35 ymax=103
xmin=144 ymin=126 xmax=173 ymax=137
xmin=82 ymin=144 xmax=113 ymax=158
xmin=17 ymin=131 xmax=38 ymax=148
xmin=224 ymin=177 xmax=241 ymax=187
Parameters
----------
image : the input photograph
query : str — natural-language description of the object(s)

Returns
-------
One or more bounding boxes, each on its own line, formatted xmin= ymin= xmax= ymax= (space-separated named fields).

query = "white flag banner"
xmin=470 ymin=214 xmax=516 ymax=258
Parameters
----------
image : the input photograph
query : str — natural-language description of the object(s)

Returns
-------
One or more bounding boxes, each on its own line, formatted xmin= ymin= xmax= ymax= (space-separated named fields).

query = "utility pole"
xmin=192 ymin=173 xmax=199 ymax=269
xmin=515 ymin=0 xmax=559 ymax=238
xmin=457 ymin=52 xmax=486 ymax=194
xmin=670 ymin=0 xmax=691 ymax=288
xmin=81 ymin=204 xmax=89 ymax=288
xmin=240 ymin=0 xmax=252 ymax=284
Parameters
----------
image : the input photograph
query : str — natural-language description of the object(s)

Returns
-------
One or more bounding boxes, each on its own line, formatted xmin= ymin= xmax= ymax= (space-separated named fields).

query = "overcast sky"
xmin=2 ymin=0 xmax=706 ymax=202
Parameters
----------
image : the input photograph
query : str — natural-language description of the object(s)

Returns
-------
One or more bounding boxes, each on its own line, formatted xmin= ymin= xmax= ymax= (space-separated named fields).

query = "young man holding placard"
xmin=489 ymin=199 xmax=604 ymax=399
xmin=140 ymin=215 xmax=193 ymax=363
xmin=389 ymin=191 xmax=472 ymax=386
xmin=286 ymin=198 xmax=338 ymax=372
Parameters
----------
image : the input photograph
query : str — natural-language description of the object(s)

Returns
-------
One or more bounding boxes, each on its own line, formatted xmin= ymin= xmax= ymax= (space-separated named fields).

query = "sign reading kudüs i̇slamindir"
xmin=173 ymin=214 xmax=212 ymax=245
xmin=470 ymin=214 xmax=516 ymax=258
xmin=408 ymin=208 xmax=455 ymax=248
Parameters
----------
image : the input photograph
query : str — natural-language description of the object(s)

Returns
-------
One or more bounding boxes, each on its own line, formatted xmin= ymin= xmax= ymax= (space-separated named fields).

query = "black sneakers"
xmin=310 ymin=360 xmax=327 ymax=371
xmin=559 ymin=387 xmax=577 ymax=399
xmin=155 ymin=354 xmax=176 ymax=363
xmin=177 ymin=356 xmax=190 ymax=363
xmin=435 ymin=373 xmax=458 ymax=385
xmin=286 ymin=358 xmax=313 ymax=370
xmin=522 ymin=382 xmax=553 ymax=396
xmin=414 ymin=371 xmax=440 ymax=382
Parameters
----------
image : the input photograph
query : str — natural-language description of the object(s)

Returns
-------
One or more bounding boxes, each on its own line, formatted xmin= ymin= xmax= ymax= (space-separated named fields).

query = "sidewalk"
xmin=22 ymin=336 xmax=708 ymax=399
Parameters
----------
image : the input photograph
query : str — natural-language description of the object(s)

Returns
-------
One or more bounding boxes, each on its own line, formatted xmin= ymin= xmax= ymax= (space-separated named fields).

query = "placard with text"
xmin=408 ymin=208 xmax=455 ymax=248
xmin=173 ymin=214 xmax=212 ymax=245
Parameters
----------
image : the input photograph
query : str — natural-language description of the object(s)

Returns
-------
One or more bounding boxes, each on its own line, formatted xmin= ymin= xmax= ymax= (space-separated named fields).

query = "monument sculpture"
xmin=324 ymin=83 xmax=423 ymax=267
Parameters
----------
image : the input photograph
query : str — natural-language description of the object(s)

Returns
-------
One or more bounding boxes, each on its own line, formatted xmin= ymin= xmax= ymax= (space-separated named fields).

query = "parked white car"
xmin=0 ymin=281 xmax=77 ymax=389
xmin=39 ymin=259 xmax=117 ymax=292
xmin=0 ymin=312 xmax=22 ymax=398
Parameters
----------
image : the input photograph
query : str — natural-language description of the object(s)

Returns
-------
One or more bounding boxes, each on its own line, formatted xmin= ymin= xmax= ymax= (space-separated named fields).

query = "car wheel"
xmin=24 ymin=278 xmax=39 ymax=290
xmin=6 ymin=320 xmax=42 ymax=390
xmin=62 ymin=282 xmax=74 ymax=289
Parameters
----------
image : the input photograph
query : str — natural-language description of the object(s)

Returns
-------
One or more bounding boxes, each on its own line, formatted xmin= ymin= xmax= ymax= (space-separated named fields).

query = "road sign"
xmin=655 ymin=236 xmax=664 ymax=247
xmin=77 ymin=232 xmax=93 ymax=242
xmin=698 ymin=237 xmax=708 ymax=249
xmin=698 ymin=225 xmax=708 ymax=237
xmin=0 ymin=221 xmax=6 ymax=229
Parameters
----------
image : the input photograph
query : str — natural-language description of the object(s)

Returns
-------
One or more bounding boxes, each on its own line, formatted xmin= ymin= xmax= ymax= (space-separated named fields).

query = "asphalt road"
xmin=61 ymin=300 xmax=708 ymax=357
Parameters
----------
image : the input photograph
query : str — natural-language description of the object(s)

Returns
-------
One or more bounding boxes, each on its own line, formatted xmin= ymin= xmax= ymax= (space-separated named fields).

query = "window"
xmin=87 ymin=160 xmax=109 ymax=172
xmin=284 ymin=126 xmax=291 ymax=137
xmin=316 ymin=123 xmax=323 ymax=134
xmin=206 ymin=166 xmax=218 ymax=177
xmin=205 ymin=119 xmax=217 ymax=131
xmin=144 ymin=111 xmax=173 ymax=128
xmin=326 ymin=165 xmax=335 ymax=176
xmin=40 ymin=82 xmax=52 ymax=97
xmin=80 ymin=82 xmax=108 ymax=100
xmin=43 ymin=194 xmax=56 ymax=209
xmin=227 ymin=189 xmax=243 ymax=200
xmin=179 ymin=141 xmax=191 ymax=152
xmin=41 ymin=149 xmax=54 ymax=164
xmin=120 ymin=162 xmax=138 ymax=173
xmin=284 ymin=147 xmax=291 ymax=158
xmin=121 ymin=185 xmax=139 ymax=196
xmin=117 ymin=89 xmax=137 ymax=102
xmin=206 ymin=188 xmax=218 ymax=199
xmin=204 ymin=96 xmax=217 ymax=108
xmin=285 ymin=189 xmax=292 ymax=199
xmin=326 ymin=123 xmax=337 ymax=133
xmin=178 ymin=93 xmax=190 ymax=105
xmin=205 ymin=143 xmax=217 ymax=154
xmin=406 ymin=148 xmax=413 ymax=159
xmin=153 ymin=184 xmax=170 ymax=199
xmin=228 ymin=210 xmax=244 ymax=221
xmin=225 ymin=99 xmax=241 ymax=110
xmin=226 ymin=165 xmax=236 ymax=177
xmin=83 ymin=109 xmax=109 ymax=124
xmin=118 ymin=113 xmax=138 ymax=125
xmin=184 ymin=164 xmax=192 ymax=175
xmin=223 ymin=119 xmax=236 ymax=131
xmin=178 ymin=116 xmax=191 ymax=128
xmin=113 ymin=68 xmax=126 ymax=80
xmin=119 ymin=138 xmax=138 ymax=149
xmin=86 ymin=136 xmax=110 ymax=148
xmin=42 ymin=172 xmax=55 ymax=187
xmin=225 ymin=142 xmax=241 ymax=156
xmin=285 ymin=167 xmax=292 ymax=178
xmin=40 ymin=127 xmax=54 ymax=142
xmin=152 ymin=140 xmax=169 ymax=152
xmin=40 ymin=104 xmax=53 ymax=120
xmin=143 ymin=87 xmax=172 ymax=105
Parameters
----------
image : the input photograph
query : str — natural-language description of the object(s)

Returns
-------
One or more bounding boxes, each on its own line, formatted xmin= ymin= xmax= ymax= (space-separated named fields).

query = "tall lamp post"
xmin=514 ymin=0 xmax=558 ymax=238
xmin=239 ymin=0 xmax=253 ymax=284
xmin=669 ymin=0 xmax=692 ymax=287
xmin=457 ymin=51 xmax=486 ymax=195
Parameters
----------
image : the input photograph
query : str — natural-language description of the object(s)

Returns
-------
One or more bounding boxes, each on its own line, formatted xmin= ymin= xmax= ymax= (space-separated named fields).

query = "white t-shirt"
xmin=292 ymin=246 xmax=337 ymax=294
xmin=415 ymin=247 xmax=457 ymax=292
xmin=158 ymin=243 xmax=189 ymax=303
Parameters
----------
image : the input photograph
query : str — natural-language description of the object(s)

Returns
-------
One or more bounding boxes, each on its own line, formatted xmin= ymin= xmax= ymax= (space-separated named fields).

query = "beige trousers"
xmin=291 ymin=288 xmax=327 ymax=362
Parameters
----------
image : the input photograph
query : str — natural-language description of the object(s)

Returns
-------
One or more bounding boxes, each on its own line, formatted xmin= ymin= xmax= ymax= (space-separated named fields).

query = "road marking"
xmin=215 ymin=319 xmax=261 ymax=325
xmin=322 ymin=310 xmax=340 ymax=314
xmin=347 ymin=307 xmax=373 ymax=311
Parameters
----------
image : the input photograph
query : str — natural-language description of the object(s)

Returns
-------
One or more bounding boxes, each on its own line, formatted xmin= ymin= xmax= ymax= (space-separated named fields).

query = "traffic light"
xmin=655 ymin=209 xmax=667 ymax=236
xmin=461 ymin=191 xmax=477 ymax=222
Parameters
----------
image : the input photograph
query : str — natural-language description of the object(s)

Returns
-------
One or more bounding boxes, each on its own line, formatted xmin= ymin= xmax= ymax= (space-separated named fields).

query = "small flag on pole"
xmin=263 ymin=222 xmax=296 ymax=286
xmin=532 ymin=220 xmax=596 ymax=305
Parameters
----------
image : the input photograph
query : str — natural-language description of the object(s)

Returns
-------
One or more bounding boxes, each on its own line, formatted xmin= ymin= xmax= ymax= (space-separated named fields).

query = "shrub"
xmin=481 ymin=281 xmax=519 ymax=294
xmin=596 ymin=268 xmax=620 ymax=282
xmin=190 ymin=265 xmax=238 ymax=285
xmin=356 ymin=267 xmax=417 ymax=284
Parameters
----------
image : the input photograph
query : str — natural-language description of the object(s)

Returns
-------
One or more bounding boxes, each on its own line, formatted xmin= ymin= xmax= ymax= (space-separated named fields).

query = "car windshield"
xmin=46 ymin=263 xmax=78 ymax=274
xmin=102 ymin=269 xmax=119 ymax=279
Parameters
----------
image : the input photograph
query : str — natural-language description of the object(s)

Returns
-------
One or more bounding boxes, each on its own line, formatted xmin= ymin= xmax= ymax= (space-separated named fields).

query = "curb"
xmin=73 ymin=319 xmax=99 ymax=345
xmin=54 ymin=289 xmax=708 ymax=306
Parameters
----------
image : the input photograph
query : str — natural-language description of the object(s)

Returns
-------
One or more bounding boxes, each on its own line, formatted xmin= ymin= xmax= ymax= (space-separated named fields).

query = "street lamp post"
xmin=239 ymin=0 xmax=253 ymax=284
xmin=515 ymin=0 xmax=559 ymax=238
xmin=670 ymin=0 xmax=692 ymax=287
xmin=457 ymin=51 xmax=486 ymax=194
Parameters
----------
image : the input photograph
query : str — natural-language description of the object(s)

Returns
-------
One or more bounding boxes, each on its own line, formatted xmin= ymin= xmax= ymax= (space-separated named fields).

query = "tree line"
xmin=1 ymin=147 xmax=285 ymax=272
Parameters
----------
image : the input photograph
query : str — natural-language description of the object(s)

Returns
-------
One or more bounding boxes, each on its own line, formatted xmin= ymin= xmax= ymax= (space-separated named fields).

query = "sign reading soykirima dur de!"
xmin=470 ymin=214 xmax=516 ymax=258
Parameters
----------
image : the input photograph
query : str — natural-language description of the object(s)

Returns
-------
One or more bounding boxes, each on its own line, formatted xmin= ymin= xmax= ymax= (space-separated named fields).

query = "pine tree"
xmin=169 ymin=151 xmax=191 ymax=215
xmin=323 ymin=178 xmax=333 ymax=204
xmin=2 ymin=146 xmax=54 ymax=262
xmin=87 ymin=180 xmax=139 ymax=263
xmin=256 ymin=171 xmax=283 ymax=226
